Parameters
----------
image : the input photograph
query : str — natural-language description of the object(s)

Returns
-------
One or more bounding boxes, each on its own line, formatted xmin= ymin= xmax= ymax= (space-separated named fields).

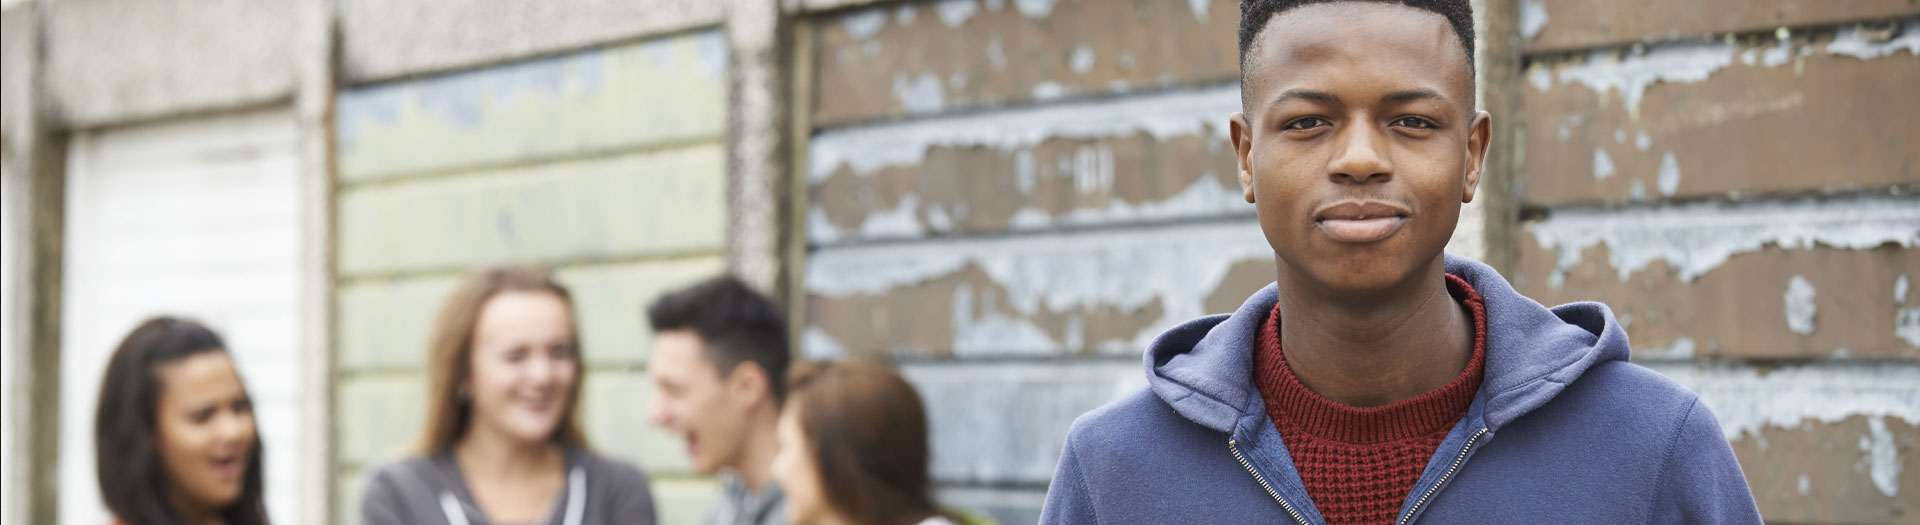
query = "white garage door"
xmin=59 ymin=107 xmax=315 ymax=525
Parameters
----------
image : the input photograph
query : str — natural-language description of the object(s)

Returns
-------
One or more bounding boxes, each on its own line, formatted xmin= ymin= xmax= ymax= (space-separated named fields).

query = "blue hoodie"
xmin=1040 ymin=255 xmax=1761 ymax=524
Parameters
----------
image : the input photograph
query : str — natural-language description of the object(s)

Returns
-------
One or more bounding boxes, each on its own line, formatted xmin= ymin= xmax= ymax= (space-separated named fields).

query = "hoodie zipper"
xmin=1229 ymin=439 xmax=1309 ymax=525
xmin=1396 ymin=427 xmax=1488 ymax=525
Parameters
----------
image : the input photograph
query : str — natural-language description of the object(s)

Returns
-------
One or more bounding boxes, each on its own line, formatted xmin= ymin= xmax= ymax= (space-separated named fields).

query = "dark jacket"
xmin=1040 ymin=255 xmax=1761 ymax=524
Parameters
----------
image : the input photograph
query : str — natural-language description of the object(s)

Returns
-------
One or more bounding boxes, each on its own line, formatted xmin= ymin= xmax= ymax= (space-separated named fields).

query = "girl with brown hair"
xmin=360 ymin=265 xmax=655 ymax=525
xmin=94 ymin=317 xmax=270 ymax=525
xmin=769 ymin=360 xmax=960 ymax=525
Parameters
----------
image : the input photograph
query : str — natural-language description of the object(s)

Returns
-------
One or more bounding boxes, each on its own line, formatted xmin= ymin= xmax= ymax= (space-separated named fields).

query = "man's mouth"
xmin=1313 ymin=201 xmax=1412 ymax=243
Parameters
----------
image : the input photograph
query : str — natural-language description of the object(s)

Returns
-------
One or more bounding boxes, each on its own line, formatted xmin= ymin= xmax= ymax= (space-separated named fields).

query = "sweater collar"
xmin=1252 ymin=274 xmax=1488 ymax=444
xmin=1145 ymin=254 xmax=1632 ymax=435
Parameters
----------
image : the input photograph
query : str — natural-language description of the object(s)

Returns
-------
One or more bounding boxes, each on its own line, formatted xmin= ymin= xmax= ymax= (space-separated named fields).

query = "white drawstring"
xmin=437 ymin=465 xmax=587 ymax=525
xmin=439 ymin=492 xmax=473 ymax=525
xmin=562 ymin=466 xmax=586 ymax=525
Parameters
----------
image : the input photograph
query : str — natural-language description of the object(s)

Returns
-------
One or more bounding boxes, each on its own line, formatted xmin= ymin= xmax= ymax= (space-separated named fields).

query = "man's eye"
xmin=1394 ymin=117 xmax=1434 ymax=129
xmin=1284 ymin=117 xmax=1329 ymax=131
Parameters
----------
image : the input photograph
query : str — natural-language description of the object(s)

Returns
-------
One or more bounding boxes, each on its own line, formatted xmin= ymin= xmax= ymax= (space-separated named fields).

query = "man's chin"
xmin=1295 ymin=260 xmax=1430 ymax=299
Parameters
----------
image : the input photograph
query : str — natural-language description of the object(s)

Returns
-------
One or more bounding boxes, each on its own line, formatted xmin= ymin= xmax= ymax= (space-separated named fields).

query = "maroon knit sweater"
xmin=1254 ymin=274 xmax=1488 ymax=525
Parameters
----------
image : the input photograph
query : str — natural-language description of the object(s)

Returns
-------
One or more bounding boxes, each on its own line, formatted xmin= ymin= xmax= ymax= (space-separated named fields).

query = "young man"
xmin=646 ymin=275 xmax=791 ymax=525
xmin=1040 ymin=1 xmax=1761 ymax=523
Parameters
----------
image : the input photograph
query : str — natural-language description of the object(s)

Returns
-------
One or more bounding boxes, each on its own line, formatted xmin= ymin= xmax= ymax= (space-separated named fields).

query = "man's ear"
xmin=1230 ymin=112 xmax=1256 ymax=204
xmin=727 ymin=361 xmax=771 ymax=406
xmin=1463 ymin=110 xmax=1491 ymax=203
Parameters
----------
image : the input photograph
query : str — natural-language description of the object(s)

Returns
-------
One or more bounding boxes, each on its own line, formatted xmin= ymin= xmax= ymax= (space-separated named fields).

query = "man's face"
xmin=647 ymin=330 xmax=755 ymax=475
xmin=1230 ymin=2 xmax=1489 ymax=296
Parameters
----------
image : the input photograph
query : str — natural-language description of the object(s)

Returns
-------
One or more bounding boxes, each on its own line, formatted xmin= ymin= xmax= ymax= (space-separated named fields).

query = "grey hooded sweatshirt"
xmin=706 ymin=473 xmax=785 ymax=525
xmin=360 ymin=443 xmax=656 ymax=525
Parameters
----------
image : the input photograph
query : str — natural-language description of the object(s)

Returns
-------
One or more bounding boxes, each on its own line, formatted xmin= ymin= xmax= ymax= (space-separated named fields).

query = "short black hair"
xmin=95 ymin=317 xmax=269 ymax=525
xmin=1239 ymin=0 xmax=1476 ymax=90
xmin=647 ymin=275 xmax=792 ymax=403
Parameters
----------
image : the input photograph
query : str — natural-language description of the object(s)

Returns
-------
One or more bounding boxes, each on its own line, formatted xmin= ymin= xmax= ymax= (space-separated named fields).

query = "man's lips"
xmin=1313 ymin=201 xmax=1412 ymax=243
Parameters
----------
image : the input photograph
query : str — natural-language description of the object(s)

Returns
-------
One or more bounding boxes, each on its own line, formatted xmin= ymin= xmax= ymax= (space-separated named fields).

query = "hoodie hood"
xmin=1145 ymin=253 xmax=1631 ymax=434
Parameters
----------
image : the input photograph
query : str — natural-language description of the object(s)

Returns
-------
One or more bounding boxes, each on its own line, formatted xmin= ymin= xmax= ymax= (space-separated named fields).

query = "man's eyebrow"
xmin=1268 ymin=89 xmax=1339 ymax=108
xmin=1382 ymin=89 xmax=1445 ymax=104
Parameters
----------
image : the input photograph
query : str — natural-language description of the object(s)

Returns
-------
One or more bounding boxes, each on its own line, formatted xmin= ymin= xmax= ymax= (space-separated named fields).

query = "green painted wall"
xmin=332 ymin=31 xmax=730 ymax=525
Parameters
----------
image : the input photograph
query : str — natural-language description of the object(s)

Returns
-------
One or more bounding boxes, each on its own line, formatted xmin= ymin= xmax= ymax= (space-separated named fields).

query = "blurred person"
xmin=770 ymin=361 xmax=957 ymax=525
xmin=645 ymin=275 xmax=790 ymax=525
xmin=94 ymin=317 xmax=269 ymax=525
xmin=361 ymin=266 xmax=656 ymax=525
xmin=1040 ymin=0 xmax=1760 ymax=524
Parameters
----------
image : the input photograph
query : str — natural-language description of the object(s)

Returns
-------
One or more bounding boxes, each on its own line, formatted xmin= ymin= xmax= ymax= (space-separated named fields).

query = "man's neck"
xmin=730 ymin=405 xmax=781 ymax=493
xmin=1274 ymin=258 xmax=1474 ymax=408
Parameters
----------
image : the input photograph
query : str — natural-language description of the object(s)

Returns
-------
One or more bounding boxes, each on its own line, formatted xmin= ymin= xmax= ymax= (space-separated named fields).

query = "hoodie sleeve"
xmin=1647 ymin=397 xmax=1763 ymax=524
xmin=1039 ymin=438 xmax=1100 ymax=524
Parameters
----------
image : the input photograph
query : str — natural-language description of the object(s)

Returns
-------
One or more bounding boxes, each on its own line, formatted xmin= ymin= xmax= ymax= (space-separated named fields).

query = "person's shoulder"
xmin=574 ymin=448 xmax=654 ymax=490
xmin=1548 ymin=359 xmax=1703 ymax=432
xmin=1063 ymin=387 xmax=1210 ymax=454
xmin=359 ymin=455 xmax=449 ymax=519
xmin=1069 ymin=388 xmax=1167 ymax=433
xmin=363 ymin=454 xmax=442 ymax=489
xmin=1577 ymin=359 xmax=1697 ymax=404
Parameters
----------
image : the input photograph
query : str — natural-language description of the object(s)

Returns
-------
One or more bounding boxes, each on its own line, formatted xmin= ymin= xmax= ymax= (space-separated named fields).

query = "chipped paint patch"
xmin=1744 ymin=43 xmax=1798 ymax=68
xmin=808 ymin=220 xmax=1272 ymax=351
xmin=1897 ymin=307 xmax=1920 ymax=347
xmin=1528 ymin=65 xmax=1552 ymax=93
xmin=1031 ymin=81 xmax=1071 ymax=101
xmin=894 ymin=4 xmax=918 ymax=24
xmin=1592 ymin=148 xmax=1616 ymax=180
xmin=1555 ymin=42 xmax=1735 ymax=117
xmin=1797 ymin=475 xmax=1811 ymax=495
xmin=1187 ymin=0 xmax=1210 ymax=20
xmin=935 ymin=0 xmax=980 ymax=28
xmin=893 ymin=72 xmax=947 ymax=114
xmin=1897 ymin=274 xmax=1911 ymax=303
xmin=1530 ymin=194 xmax=1920 ymax=283
xmin=1013 ymin=0 xmax=1057 ymax=18
xmin=1785 ymin=275 xmax=1817 ymax=335
xmin=810 ymin=84 xmax=1238 ymax=182
xmin=842 ymin=9 xmax=887 ymax=40
xmin=1638 ymin=337 xmax=1695 ymax=359
xmin=1655 ymin=151 xmax=1681 ymax=196
xmin=1644 ymin=361 xmax=1920 ymax=443
xmin=809 ymin=192 xmax=936 ymax=245
xmin=1069 ymin=45 xmax=1095 ymax=74
xmin=987 ymin=36 xmax=1008 ymax=70
xmin=1003 ymin=176 xmax=1246 ymax=231
xmin=1826 ymin=19 xmax=1920 ymax=60
xmin=902 ymin=360 xmax=1147 ymax=483
xmin=1634 ymin=131 xmax=1651 ymax=151
xmin=951 ymin=282 xmax=1059 ymax=356
xmin=1519 ymin=0 xmax=1547 ymax=41
xmin=1863 ymin=416 xmax=1901 ymax=497
xmin=802 ymin=326 xmax=849 ymax=359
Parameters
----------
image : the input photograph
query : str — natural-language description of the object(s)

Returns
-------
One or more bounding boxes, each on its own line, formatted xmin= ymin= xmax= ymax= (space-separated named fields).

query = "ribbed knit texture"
xmin=1254 ymin=274 xmax=1488 ymax=525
